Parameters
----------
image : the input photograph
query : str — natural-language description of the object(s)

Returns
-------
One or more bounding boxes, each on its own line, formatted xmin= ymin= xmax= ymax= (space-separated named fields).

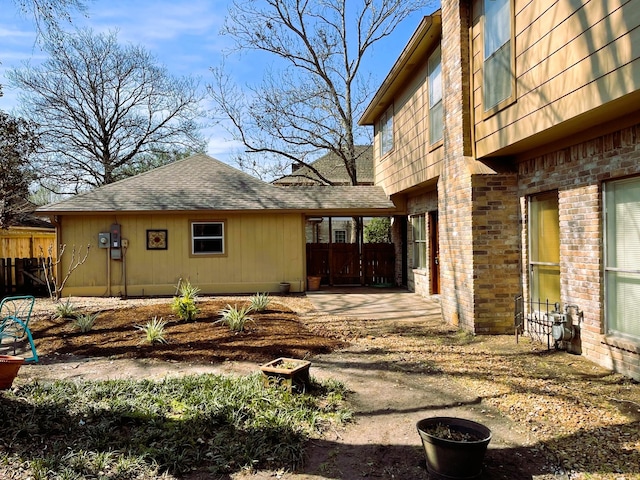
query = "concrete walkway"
xmin=305 ymin=287 xmax=443 ymax=322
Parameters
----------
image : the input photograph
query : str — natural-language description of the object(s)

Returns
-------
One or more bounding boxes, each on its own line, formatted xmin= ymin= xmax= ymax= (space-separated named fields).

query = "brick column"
xmin=439 ymin=0 xmax=476 ymax=329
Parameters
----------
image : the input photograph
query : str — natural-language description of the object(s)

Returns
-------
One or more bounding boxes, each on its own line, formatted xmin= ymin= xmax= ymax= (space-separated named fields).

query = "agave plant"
xmin=73 ymin=312 xmax=98 ymax=333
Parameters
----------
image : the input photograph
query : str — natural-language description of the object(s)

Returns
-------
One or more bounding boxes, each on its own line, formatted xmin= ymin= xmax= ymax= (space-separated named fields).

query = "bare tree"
xmin=10 ymin=0 xmax=88 ymax=36
xmin=8 ymin=28 xmax=206 ymax=193
xmin=0 ymin=110 xmax=39 ymax=229
xmin=209 ymin=0 xmax=432 ymax=185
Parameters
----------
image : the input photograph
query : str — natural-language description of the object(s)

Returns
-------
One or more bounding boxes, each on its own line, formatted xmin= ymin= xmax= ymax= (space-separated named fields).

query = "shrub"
xmin=137 ymin=316 xmax=167 ymax=344
xmin=217 ymin=304 xmax=254 ymax=332
xmin=171 ymin=280 xmax=200 ymax=321
xmin=249 ymin=292 xmax=270 ymax=312
xmin=54 ymin=297 xmax=77 ymax=319
xmin=73 ymin=312 xmax=98 ymax=332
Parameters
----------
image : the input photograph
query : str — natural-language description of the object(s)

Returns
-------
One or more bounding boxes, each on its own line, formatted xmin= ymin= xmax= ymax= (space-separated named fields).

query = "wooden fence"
xmin=306 ymin=243 xmax=395 ymax=286
xmin=0 ymin=257 xmax=53 ymax=297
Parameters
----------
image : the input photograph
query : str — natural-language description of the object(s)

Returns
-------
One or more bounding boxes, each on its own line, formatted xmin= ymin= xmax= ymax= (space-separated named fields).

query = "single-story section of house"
xmin=36 ymin=153 xmax=396 ymax=297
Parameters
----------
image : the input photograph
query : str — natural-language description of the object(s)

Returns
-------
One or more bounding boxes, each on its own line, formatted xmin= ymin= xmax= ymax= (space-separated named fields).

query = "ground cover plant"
xmin=0 ymin=373 xmax=351 ymax=478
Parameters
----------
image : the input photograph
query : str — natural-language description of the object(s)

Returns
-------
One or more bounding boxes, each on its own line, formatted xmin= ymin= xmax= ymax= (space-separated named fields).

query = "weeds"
xmin=217 ymin=304 xmax=254 ymax=332
xmin=249 ymin=292 xmax=271 ymax=312
xmin=1 ymin=374 xmax=351 ymax=477
xmin=72 ymin=312 xmax=98 ymax=333
xmin=137 ymin=316 xmax=168 ymax=344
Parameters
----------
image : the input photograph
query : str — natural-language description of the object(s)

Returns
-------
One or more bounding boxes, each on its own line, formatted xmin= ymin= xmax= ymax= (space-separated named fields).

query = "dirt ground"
xmin=12 ymin=294 xmax=640 ymax=480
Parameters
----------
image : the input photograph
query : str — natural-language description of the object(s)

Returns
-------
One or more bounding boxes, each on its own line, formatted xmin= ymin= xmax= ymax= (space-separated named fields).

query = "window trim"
xmin=190 ymin=220 xmax=227 ymax=257
xmin=481 ymin=0 xmax=516 ymax=117
xmin=378 ymin=104 xmax=394 ymax=158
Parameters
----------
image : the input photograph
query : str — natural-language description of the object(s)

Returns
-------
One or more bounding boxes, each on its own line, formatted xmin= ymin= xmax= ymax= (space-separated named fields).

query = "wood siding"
xmin=57 ymin=213 xmax=306 ymax=296
xmin=374 ymin=55 xmax=445 ymax=196
xmin=472 ymin=0 xmax=640 ymax=157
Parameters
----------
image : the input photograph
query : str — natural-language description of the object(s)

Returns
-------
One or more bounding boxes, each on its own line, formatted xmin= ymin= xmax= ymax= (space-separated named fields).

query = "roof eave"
xmin=359 ymin=12 xmax=442 ymax=126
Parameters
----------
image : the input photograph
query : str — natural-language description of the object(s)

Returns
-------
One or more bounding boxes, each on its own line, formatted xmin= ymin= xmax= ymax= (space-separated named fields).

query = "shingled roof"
xmin=272 ymin=146 xmax=373 ymax=186
xmin=37 ymin=153 xmax=395 ymax=215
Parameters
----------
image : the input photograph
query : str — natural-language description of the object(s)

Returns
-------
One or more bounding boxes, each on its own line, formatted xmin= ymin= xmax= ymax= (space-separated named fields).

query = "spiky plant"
xmin=73 ymin=312 xmax=98 ymax=333
xmin=137 ymin=316 xmax=168 ymax=344
xmin=249 ymin=292 xmax=270 ymax=312
xmin=216 ymin=304 xmax=254 ymax=332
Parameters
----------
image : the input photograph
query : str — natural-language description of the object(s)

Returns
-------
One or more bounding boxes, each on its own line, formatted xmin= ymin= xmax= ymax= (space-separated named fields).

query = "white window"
xmin=334 ymin=230 xmax=347 ymax=243
xmin=604 ymin=177 xmax=640 ymax=341
xmin=428 ymin=45 xmax=443 ymax=145
xmin=411 ymin=214 xmax=427 ymax=269
xmin=528 ymin=192 xmax=560 ymax=304
xmin=483 ymin=0 xmax=512 ymax=110
xmin=191 ymin=221 xmax=224 ymax=255
xmin=379 ymin=105 xmax=394 ymax=156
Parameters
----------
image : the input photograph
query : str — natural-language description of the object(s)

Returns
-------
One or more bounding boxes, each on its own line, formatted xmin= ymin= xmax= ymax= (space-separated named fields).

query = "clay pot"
xmin=0 ymin=355 xmax=25 ymax=389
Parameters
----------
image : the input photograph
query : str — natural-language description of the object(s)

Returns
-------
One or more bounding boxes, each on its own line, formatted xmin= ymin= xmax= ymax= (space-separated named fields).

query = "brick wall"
xmin=472 ymin=173 xmax=520 ymax=334
xmin=518 ymin=122 xmax=640 ymax=381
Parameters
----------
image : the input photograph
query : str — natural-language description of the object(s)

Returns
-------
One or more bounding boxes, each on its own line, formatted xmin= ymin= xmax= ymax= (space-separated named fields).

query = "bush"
xmin=171 ymin=280 xmax=200 ymax=321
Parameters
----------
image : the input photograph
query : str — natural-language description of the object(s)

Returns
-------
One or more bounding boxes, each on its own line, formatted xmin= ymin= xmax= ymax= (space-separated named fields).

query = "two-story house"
xmin=360 ymin=0 xmax=640 ymax=380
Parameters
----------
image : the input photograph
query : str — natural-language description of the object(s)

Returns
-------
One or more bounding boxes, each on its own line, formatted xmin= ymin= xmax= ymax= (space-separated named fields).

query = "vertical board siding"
xmin=472 ymin=0 xmax=640 ymax=157
xmin=0 ymin=229 xmax=56 ymax=259
xmin=58 ymin=213 xmax=305 ymax=296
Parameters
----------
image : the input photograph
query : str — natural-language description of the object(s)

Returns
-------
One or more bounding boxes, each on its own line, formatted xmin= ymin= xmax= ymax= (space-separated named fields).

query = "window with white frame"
xmin=379 ymin=105 xmax=394 ymax=157
xmin=483 ymin=0 xmax=513 ymax=111
xmin=334 ymin=230 xmax=347 ymax=243
xmin=604 ymin=177 xmax=640 ymax=341
xmin=411 ymin=214 xmax=427 ymax=269
xmin=428 ymin=45 xmax=443 ymax=145
xmin=528 ymin=192 xmax=560 ymax=304
xmin=191 ymin=221 xmax=225 ymax=255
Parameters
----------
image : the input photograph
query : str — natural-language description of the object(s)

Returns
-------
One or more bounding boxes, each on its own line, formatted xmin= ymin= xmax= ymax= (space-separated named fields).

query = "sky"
xmin=0 ymin=0 xmax=438 ymax=164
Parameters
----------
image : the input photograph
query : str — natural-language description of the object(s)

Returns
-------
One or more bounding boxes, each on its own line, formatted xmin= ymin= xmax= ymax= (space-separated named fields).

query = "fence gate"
xmin=306 ymin=243 xmax=395 ymax=286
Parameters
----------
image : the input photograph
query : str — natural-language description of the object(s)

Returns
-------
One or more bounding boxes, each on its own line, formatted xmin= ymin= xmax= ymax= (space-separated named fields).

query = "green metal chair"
xmin=0 ymin=295 xmax=38 ymax=363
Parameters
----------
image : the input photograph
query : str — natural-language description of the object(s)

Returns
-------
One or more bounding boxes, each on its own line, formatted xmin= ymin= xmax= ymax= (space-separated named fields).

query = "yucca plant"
xmin=249 ymin=292 xmax=270 ymax=312
xmin=73 ymin=312 xmax=98 ymax=333
xmin=171 ymin=280 xmax=200 ymax=321
xmin=216 ymin=304 xmax=254 ymax=332
xmin=137 ymin=316 xmax=168 ymax=344
xmin=54 ymin=297 xmax=77 ymax=320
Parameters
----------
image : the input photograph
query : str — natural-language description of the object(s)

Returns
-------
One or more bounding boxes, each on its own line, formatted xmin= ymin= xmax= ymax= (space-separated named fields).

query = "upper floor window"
xmin=483 ymin=0 xmax=513 ymax=111
xmin=191 ymin=221 xmax=225 ymax=255
xmin=428 ymin=45 xmax=443 ymax=145
xmin=379 ymin=105 xmax=394 ymax=157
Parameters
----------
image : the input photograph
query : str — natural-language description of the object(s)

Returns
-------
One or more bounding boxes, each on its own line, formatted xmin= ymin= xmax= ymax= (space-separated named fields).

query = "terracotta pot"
xmin=260 ymin=357 xmax=311 ymax=392
xmin=416 ymin=417 xmax=492 ymax=479
xmin=0 ymin=355 xmax=25 ymax=389
xmin=307 ymin=276 xmax=321 ymax=291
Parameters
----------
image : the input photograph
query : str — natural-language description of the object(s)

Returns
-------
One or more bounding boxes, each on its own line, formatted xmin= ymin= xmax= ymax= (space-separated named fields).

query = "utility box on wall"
xmin=98 ymin=233 xmax=110 ymax=248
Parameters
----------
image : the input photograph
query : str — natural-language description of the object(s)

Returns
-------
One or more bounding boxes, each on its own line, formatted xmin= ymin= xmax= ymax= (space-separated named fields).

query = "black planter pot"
xmin=416 ymin=417 xmax=492 ymax=479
